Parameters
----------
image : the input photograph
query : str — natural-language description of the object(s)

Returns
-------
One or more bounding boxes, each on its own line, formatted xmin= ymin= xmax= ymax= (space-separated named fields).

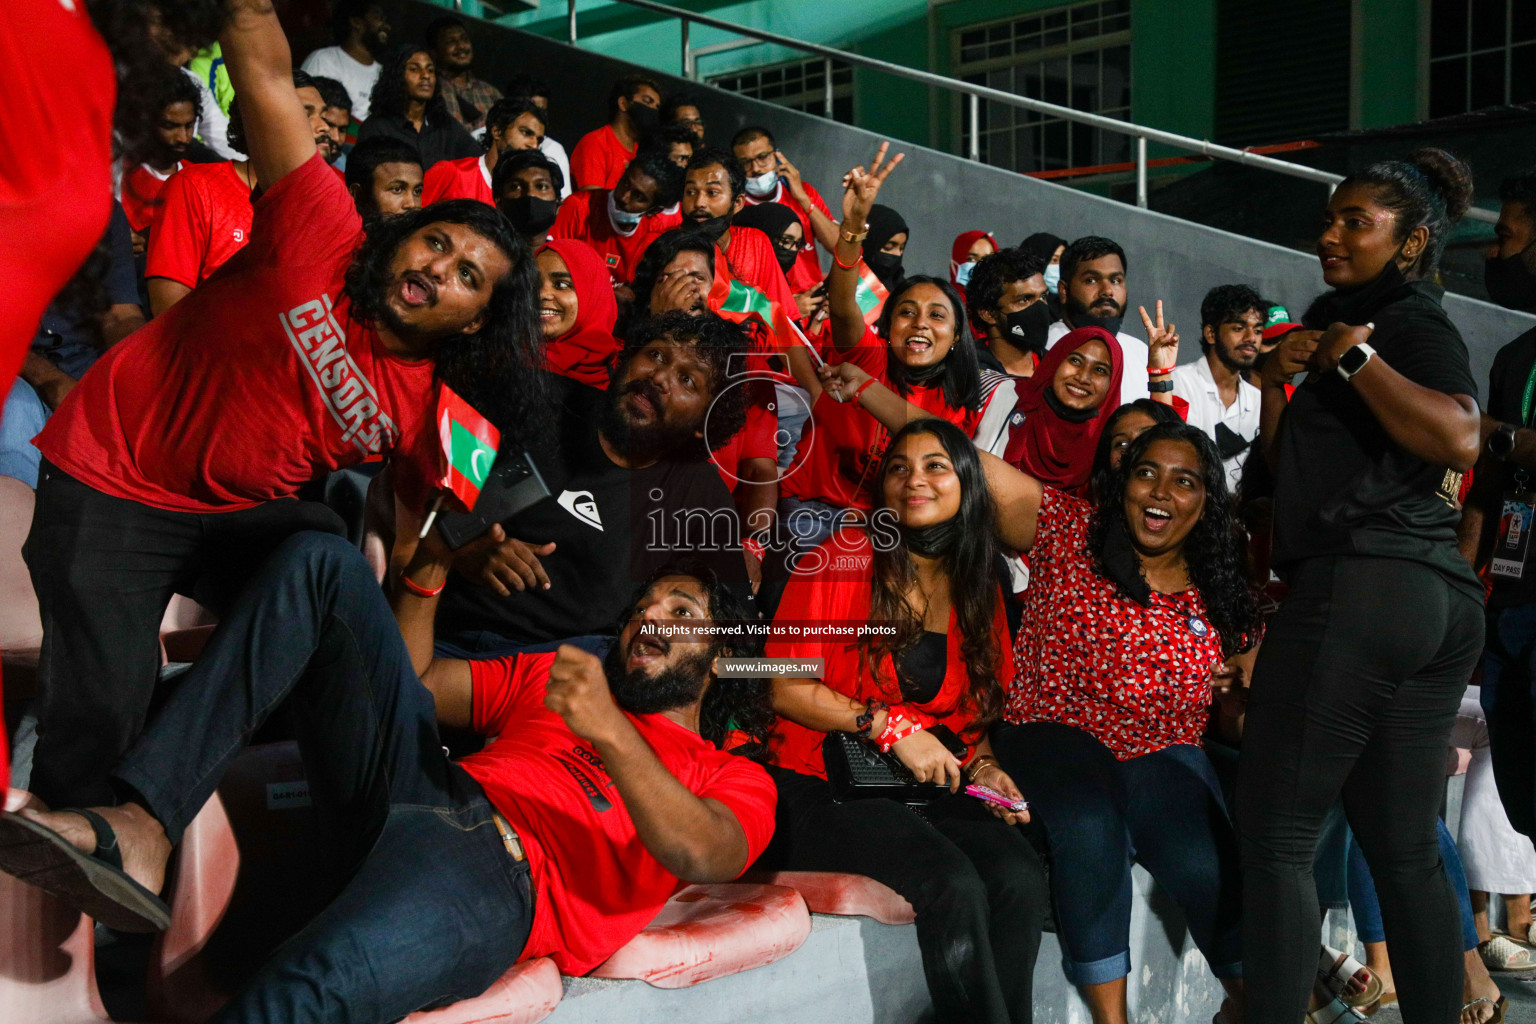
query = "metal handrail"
xmin=564 ymin=0 xmax=1499 ymax=224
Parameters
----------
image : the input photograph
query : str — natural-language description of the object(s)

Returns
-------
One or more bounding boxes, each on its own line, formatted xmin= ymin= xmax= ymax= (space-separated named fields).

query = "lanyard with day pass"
xmin=1491 ymin=358 xmax=1536 ymax=579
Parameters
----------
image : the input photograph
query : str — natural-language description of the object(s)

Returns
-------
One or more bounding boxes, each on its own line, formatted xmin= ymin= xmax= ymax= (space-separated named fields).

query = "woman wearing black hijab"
xmin=733 ymin=201 xmax=804 ymax=277
xmin=1019 ymin=231 xmax=1067 ymax=319
xmin=864 ymin=203 xmax=910 ymax=293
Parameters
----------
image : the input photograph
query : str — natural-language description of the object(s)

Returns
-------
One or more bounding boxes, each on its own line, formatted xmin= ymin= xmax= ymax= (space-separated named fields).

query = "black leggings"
xmin=1235 ymin=555 xmax=1483 ymax=1024
xmin=759 ymin=766 xmax=1050 ymax=1024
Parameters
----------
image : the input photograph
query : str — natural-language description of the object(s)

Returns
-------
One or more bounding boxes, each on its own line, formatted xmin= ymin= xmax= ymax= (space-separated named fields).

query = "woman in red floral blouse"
xmin=820 ymin=357 xmax=1260 ymax=1024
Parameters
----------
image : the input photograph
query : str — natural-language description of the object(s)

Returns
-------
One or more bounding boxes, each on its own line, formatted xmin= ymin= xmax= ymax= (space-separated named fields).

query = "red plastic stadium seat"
xmin=147 ymin=743 xmax=562 ymax=1024
xmin=590 ymin=882 xmax=811 ymax=989
xmin=404 ymin=958 xmax=562 ymax=1024
xmin=0 ymin=860 xmax=112 ymax=1024
xmin=744 ymin=870 xmax=916 ymax=926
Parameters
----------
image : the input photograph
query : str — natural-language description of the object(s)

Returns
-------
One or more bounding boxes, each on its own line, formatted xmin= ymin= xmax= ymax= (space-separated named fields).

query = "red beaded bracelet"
xmin=399 ymin=573 xmax=446 ymax=599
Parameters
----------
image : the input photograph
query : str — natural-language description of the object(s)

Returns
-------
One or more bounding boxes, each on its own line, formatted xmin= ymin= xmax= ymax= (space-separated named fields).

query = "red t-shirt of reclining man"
xmin=36 ymin=153 xmax=438 ymax=513
xmin=462 ymin=651 xmax=777 ymax=976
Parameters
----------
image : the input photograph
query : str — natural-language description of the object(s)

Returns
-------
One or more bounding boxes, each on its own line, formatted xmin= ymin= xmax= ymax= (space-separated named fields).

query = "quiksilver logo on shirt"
xmin=280 ymin=295 xmax=399 ymax=455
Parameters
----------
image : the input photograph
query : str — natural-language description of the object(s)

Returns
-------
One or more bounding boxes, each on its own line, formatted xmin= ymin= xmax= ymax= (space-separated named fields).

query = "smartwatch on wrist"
xmin=1148 ymin=378 xmax=1174 ymax=394
xmin=1489 ymin=422 xmax=1519 ymax=461
xmin=1336 ymin=342 xmax=1376 ymax=381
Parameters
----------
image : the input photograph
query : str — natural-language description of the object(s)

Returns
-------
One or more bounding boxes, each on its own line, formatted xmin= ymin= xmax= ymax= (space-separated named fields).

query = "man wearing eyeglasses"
xmin=731 ymin=126 xmax=837 ymax=297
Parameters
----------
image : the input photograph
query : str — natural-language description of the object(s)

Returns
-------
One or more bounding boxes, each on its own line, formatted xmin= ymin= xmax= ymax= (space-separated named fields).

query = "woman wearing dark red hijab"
xmin=949 ymin=229 xmax=998 ymax=301
xmin=536 ymin=238 xmax=621 ymax=388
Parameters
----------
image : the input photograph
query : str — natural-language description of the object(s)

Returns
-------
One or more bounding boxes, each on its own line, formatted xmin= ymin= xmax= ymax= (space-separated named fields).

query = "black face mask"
xmin=1002 ymin=301 xmax=1052 ymax=354
xmin=1486 ymin=249 xmax=1536 ymax=313
xmin=502 ymin=195 xmax=560 ymax=237
xmin=626 ymin=103 xmax=661 ymax=136
xmin=901 ymin=516 xmax=960 ymax=558
xmin=686 ymin=212 xmax=733 ymax=239
xmin=865 ymin=250 xmax=904 ymax=291
xmin=772 ymin=245 xmax=798 ymax=273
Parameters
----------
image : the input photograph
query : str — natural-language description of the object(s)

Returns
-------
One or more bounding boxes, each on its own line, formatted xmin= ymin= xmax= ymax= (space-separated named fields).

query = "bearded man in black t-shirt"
xmin=435 ymin=310 xmax=752 ymax=656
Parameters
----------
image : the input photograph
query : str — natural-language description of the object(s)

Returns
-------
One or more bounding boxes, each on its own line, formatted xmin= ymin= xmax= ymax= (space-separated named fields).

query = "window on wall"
xmin=1428 ymin=0 xmax=1536 ymax=117
xmin=952 ymin=0 xmax=1132 ymax=174
xmin=708 ymin=58 xmax=854 ymax=124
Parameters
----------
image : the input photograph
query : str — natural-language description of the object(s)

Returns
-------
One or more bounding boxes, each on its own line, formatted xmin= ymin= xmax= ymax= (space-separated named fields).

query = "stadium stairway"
xmin=397 ymin=1 xmax=1536 ymax=400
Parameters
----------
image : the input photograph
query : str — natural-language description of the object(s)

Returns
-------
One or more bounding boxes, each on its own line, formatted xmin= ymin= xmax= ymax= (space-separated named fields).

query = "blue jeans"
xmin=1347 ymin=819 xmax=1478 ymax=950
xmin=1481 ymin=603 xmax=1536 ymax=841
xmin=991 ymin=721 xmax=1243 ymax=986
xmin=778 ymin=496 xmax=857 ymax=552
xmin=115 ymin=532 xmax=533 ymax=1024
xmin=0 ymin=378 xmax=48 ymax=488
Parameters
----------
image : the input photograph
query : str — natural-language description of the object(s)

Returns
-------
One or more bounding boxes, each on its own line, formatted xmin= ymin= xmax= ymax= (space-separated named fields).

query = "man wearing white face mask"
xmin=549 ymin=146 xmax=683 ymax=289
xmin=731 ymin=126 xmax=836 ymax=296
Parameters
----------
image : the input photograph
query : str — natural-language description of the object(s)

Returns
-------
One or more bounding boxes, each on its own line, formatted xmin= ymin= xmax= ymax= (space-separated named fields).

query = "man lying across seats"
xmin=0 ymin=527 xmax=776 ymax=1022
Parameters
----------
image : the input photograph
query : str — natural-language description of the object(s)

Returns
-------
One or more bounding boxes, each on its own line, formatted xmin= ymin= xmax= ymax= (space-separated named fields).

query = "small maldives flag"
xmin=436 ymin=382 xmax=501 ymax=512
xmin=707 ymin=262 xmax=794 ymax=350
xmin=853 ymin=260 xmax=889 ymax=326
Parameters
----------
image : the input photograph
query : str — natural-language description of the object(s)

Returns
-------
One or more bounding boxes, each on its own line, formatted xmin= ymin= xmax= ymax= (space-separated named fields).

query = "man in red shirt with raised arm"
xmin=23 ymin=0 xmax=546 ymax=811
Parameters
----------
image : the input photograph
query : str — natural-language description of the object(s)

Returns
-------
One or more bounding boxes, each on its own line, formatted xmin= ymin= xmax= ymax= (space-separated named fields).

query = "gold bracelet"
xmin=840 ymin=226 xmax=869 ymax=245
xmin=964 ymin=755 xmax=998 ymax=785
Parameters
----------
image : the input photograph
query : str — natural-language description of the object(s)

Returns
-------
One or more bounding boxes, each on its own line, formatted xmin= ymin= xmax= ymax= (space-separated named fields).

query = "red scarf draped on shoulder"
xmin=1002 ymin=326 xmax=1123 ymax=494
xmin=537 ymin=238 xmax=620 ymax=389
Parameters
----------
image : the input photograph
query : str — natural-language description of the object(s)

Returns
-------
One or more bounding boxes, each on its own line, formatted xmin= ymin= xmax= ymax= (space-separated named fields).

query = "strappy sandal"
xmin=1306 ymin=996 xmax=1369 ymax=1024
xmin=1462 ymin=995 xmax=1507 ymax=1024
xmin=1479 ymin=935 xmax=1536 ymax=973
xmin=0 ymin=808 xmax=169 ymax=932
xmin=1318 ymin=945 xmax=1384 ymax=1010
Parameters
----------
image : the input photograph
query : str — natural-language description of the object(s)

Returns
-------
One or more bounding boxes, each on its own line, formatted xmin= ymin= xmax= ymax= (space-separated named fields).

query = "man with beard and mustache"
xmin=21 ymin=0 xmax=546 ymax=810
xmin=1046 ymin=235 xmax=1171 ymax=402
xmin=301 ymin=0 xmax=389 ymax=121
xmin=426 ymin=15 xmax=502 ymax=132
xmin=680 ymin=147 xmax=799 ymax=318
xmin=436 ymin=311 xmax=752 ymax=659
xmin=120 ymin=68 xmax=204 ymax=253
xmin=0 ymin=526 xmax=777 ymax=1022
xmin=571 ymin=73 xmax=663 ymax=191
xmin=1171 ymin=284 xmax=1264 ymax=491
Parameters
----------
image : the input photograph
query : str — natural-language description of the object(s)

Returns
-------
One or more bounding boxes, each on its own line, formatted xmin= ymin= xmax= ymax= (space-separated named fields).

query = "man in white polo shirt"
xmin=1044 ymin=235 xmax=1152 ymax=401
xmin=1170 ymin=284 xmax=1265 ymax=491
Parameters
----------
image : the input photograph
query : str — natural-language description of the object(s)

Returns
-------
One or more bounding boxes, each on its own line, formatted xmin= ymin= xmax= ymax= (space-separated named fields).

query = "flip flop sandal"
xmin=1318 ymin=945 xmax=1385 ymax=1009
xmin=1462 ymin=995 xmax=1507 ymax=1024
xmin=1480 ymin=935 xmax=1536 ymax=973
xmin=0 ymin=808 xmax=169 ymax=932
xmin=1306 ymin=996 xmax=1369 ymax=1024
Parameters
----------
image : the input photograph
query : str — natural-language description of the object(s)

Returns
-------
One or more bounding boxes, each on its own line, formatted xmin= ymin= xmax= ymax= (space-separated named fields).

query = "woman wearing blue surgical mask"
xmin=1020 ymin=231 xmax=1068 ymax=320
xmin=950 ymin=230 xmax=998 ymax=304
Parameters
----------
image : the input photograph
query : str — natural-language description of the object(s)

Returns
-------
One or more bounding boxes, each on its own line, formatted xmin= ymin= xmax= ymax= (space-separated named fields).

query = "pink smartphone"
xmin=966 ymin=784 xmax=1028 ymax=814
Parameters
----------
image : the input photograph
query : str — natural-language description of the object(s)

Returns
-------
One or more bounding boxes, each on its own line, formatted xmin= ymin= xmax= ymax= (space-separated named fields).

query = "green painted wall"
xmin=1354 ymin=0 xmax=1422 ymax=129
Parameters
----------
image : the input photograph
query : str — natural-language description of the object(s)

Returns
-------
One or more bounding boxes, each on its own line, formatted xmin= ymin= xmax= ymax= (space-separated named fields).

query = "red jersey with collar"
xmin=37 ymin=154 xmax=438 ymax=513
xmin=421 ymin=153 xmax=492 ymax=206
xmin=463 ymin=650 xmax=777 ymax=975
xmin=569 ymin=125 xmax=635 ymax=191
xmin=145 ymin=161 xmax=254 ymax=288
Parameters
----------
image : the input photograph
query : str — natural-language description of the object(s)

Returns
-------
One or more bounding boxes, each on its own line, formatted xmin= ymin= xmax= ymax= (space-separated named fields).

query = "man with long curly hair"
xmin=21 ymin=0 xmax=546 ymax=810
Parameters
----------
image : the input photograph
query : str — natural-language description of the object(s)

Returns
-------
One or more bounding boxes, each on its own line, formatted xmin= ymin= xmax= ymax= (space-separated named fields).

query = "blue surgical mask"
xmin=1043 ymin=263 xmax=1061 ymax=292
xmin=954 ymin=261 xmax=976 ymax=288
xmin=607 ymin=189 xmax=643 ymax=232
xmin=745 ymin=170 xmax=779 ymax=198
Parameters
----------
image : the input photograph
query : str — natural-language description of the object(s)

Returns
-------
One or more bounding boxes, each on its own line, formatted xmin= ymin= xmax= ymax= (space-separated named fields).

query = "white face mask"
xmin=607 ymin=189 xmax=643 ymax=233
xmin=1043 ymin=263 xmax=1061 ymax=293
xmin=744 ymin=170 xmax=779 ymax=198
xmin=953 ymin=261 xmax=976 ymax=288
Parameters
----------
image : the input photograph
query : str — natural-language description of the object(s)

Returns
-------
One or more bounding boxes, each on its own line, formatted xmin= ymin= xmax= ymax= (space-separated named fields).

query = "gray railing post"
xmin=681 ymin=18 xmax=691 ymax=78
xmin=1135 ymin=136 xmax=1148 ymax=208
xmin=824 ymin=57 xmax=834 ymax=119
xmin=567 ymin=0 xmax=577 ymax=45
xmin=968 ymin=92 xmax=980 ymax=162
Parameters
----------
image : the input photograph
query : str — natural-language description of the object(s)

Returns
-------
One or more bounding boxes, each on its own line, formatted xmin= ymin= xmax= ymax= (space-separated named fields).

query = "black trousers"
xmin=23 ymin=460 xmax=344 ymax=807
xmin=758 ymin=766 xmax=1049 ymax=1024
xmin=1235 ymin=556 xmax=1483 ymax=1024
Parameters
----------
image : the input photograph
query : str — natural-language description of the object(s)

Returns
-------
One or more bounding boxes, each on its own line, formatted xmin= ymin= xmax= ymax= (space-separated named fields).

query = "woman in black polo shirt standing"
xmin=1237 ymin=149 xmax=1485 ymax=1024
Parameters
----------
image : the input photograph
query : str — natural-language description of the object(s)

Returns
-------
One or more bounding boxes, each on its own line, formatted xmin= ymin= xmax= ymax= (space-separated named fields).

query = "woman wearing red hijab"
xmin=1001 ymin=326 xmax=1124 ymax=496
xmin=950 ymin=230 xmax=998 ymax=299
xmin=536 ymin=238 xmax=621 ymax=388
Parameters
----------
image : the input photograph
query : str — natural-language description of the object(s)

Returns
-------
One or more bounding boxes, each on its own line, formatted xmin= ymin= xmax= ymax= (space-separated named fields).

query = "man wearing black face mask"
xmin=493 ymin=149 xmax=564 ymax=246
xmin=1485 ymin=168 xmax=1536 ymax=314
xmin=570 ymin=74 xmax=662 ymax=192
xmin=681 ymin=147 xmax=799 ymax=320
xmin=1046 ymin=235 xmax=1158 ymax=401
xmin=967 ymin=247 xmax=1053 ymax=456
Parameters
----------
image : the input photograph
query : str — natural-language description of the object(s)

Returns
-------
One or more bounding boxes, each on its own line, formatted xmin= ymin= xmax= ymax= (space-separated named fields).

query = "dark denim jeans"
xmin=990 ymin=721 xmax=1243 ymax=986
xmin=115 ymin=531 xmax=533 ymax=1024
xmin=1481 ymin=603 xmax=1536 ymax=842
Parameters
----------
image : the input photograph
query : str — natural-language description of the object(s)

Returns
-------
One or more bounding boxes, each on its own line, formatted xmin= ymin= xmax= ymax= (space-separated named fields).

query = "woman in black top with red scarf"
xmin=1237 ymin=149 xmax=1485 ymax=1024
